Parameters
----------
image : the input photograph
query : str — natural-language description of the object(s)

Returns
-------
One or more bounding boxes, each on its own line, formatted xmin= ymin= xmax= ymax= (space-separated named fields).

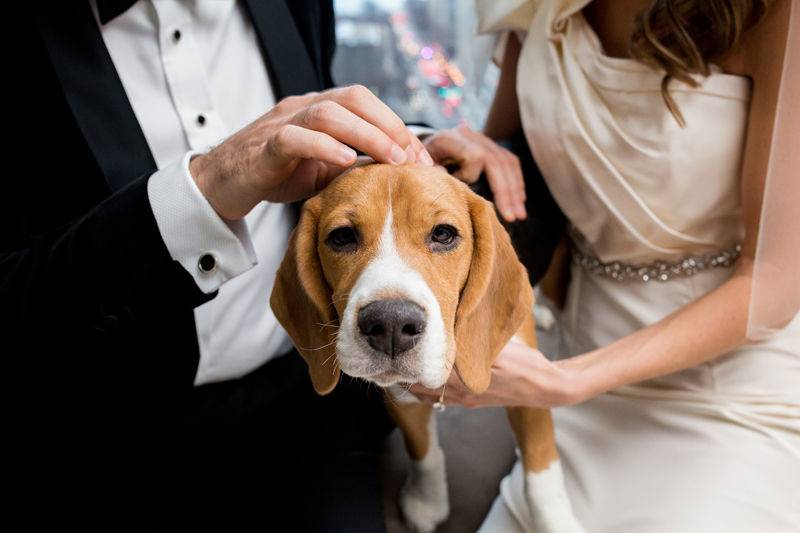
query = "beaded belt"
xmin=571 ymin=244 xmax=742 ymax=282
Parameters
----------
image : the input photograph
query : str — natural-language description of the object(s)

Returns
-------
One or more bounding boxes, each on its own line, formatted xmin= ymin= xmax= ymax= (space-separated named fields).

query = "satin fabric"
xmin=475 ymin=1 xmax=800 ymax=531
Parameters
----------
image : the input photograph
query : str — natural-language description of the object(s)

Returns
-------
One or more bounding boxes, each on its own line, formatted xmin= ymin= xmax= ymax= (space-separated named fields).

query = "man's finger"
xmin=293 ymin=101 xmax=408 ymax=165
xmin=318 ymin=85 xmax=416 ymax=153
xmin=409 ymin=133 xmax=434 ymax=166
xmin=267 ymin=124 xmax=358 ymax=167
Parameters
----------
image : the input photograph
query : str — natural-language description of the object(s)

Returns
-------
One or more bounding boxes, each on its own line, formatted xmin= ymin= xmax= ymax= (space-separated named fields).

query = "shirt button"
xmin=197 ymin=114 xmax=207 ymax=126
xmin=198 ymin=253 xmax=216 ymax=273
xmin=173 ymin=29 xmax=182 ymax=42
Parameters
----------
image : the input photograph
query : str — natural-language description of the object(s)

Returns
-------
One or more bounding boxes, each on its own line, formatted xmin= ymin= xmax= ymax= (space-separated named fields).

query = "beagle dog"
xmin=271 ymin=164 xmax=583 ymax=533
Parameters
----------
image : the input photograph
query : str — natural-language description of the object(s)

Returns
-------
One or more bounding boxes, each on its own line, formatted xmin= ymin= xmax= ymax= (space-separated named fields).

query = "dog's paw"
xmin=533 ymin=302 xmax=557 ymax=332
xmin=523 ymin=460 xmax=585 ymax=533
xmin=399 ymin=447 xmax=449 ymax=533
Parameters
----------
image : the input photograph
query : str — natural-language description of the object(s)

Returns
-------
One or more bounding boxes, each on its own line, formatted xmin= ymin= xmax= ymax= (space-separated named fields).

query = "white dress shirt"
xmin=91 ymin=0 xmax=294 ymax=385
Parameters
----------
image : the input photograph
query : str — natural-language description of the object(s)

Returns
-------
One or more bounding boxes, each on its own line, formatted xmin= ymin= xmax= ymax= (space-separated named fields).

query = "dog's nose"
xmin=357 ymin=299 xmax=426 ymax=357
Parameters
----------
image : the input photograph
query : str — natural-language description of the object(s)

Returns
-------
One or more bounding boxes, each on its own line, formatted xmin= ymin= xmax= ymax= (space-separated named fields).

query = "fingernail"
xmin=405 ymin=145 xmax=417 ymax=163
xmin=419 ymin=149 xmax=434 ymax=166
xmin=338 ymin=147 xmax=357 ymax=165
xmin=390 ymin=144 xmax=407 ymax=165
xmin=502 ymin=210 xmax=515 ymax=222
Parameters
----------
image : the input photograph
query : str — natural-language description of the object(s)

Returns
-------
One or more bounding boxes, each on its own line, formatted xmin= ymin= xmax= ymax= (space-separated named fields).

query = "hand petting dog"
xmin=188 ymin=85 xmax=433 ymax=220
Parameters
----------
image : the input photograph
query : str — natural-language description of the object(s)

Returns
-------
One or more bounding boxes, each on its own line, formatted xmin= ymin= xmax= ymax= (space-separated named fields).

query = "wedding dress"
xmin=475 ymin=1 xmax=800 ymax=531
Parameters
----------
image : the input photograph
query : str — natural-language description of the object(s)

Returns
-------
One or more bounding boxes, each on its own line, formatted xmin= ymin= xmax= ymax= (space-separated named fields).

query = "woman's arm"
xmin=483 ymin=33 xmax=523 ymax=140
xmin=412 ymin=0 xmax=795 ymax=408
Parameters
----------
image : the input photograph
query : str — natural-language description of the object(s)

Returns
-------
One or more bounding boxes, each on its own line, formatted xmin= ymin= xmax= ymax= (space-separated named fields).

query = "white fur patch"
xmin=533 ymin=303 xmax=556 ymax=331
xmin=399 ymin=415 xmax=450 ymax=533
xmin=386 ymin=384 xmax=422 ymax=405
xmin=336 ymin=203 xmax=449 ymax=389
xmin=523 ymin=460 xmax=585 ymax=533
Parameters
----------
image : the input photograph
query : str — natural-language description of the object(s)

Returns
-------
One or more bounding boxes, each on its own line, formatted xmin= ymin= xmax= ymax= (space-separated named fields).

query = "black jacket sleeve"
xmin=1 ymin=173 xmax=213 ymax=331
xmin=1 ymin=172 xmax=214 ymax=369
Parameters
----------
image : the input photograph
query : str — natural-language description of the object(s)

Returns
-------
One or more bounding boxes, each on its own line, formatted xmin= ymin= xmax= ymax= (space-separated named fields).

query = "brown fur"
xmin=453 ymin=192 xmax=534 ymax=393
xmin=271 ymin=163 xmax=559 ymax=482
xmin=385 ymin=400 xmax=434 ymax=461
xmin=270 ymin=203 xmax=340 ymax=394
xmin=507 ymin=406 xmax=560 ymax=473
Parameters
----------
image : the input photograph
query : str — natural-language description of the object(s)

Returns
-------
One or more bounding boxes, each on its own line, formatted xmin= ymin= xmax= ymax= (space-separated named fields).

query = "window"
xmin=333 ymin=0 xmax=499 ymax=130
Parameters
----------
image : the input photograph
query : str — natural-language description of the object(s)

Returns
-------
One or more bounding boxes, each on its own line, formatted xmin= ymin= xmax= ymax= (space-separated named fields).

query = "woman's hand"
xmin=423 ymin=124 xmax=527 ymax=222
xmin=410 ymin=340 xmax=586 ymax=409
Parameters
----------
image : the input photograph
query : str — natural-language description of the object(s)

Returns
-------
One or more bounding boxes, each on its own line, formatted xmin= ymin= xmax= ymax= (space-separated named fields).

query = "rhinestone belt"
xmin=571 ymin=244 xmax=742 ymax=282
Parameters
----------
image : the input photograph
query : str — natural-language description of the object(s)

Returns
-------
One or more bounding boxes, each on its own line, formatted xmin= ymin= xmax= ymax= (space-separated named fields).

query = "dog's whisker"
xmin=321 ymin=351 xmax=337 ymax=367
xmin=315 ymin=319 xmax=339 ymax=330
xmin=298 ymin=337 xmax=338 ymax=352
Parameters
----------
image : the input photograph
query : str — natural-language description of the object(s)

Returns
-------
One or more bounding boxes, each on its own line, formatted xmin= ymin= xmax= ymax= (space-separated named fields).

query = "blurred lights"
xmin=389 ymin=9 xmax=466 ymax=113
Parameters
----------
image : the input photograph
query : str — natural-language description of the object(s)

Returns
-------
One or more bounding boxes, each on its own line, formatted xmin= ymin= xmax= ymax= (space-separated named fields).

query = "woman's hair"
xmin=629 ymin=0 xmax=773 ymax=126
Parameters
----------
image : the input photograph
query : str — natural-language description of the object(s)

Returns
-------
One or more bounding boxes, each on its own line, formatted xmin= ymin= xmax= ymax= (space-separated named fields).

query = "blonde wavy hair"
xmin=629 ymin=0 xmax=773 ymax=126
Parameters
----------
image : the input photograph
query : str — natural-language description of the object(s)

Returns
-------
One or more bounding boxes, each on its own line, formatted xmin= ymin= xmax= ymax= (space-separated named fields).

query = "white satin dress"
xmin=475 ymin=1 xmax=800 ymax=532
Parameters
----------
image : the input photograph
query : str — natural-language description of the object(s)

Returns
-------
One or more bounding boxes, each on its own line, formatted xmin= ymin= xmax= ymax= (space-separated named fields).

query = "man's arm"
xmin=3 ymin=85 xmax=431 ymax=337
xmin=0 ymin=173 xmax=214 ymax=333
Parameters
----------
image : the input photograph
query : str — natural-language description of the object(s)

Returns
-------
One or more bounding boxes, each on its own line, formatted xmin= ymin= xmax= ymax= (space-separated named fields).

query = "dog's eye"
xmin=326 ymin=226 xmax=358 ymax=252
xmin=429 ymin=224 xmax=459 ymax=251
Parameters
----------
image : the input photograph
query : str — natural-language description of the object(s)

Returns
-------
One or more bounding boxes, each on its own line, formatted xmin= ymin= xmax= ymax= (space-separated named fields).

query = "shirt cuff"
xmin=408 ymin=124 xmax=438 ymax=140
xmin=147 ymin=151 xmax=258 ymax=294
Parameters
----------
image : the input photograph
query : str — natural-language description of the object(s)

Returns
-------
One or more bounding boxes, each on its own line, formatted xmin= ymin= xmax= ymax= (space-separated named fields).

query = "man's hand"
xmin=423 ymin=124 xmax=526 ymax=222
xmin=189 ymin=85 xmax=433 ymax=220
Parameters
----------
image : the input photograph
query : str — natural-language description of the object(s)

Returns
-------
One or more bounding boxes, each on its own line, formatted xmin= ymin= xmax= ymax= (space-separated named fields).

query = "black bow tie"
xmin=96 ymin=0 xmax=139 ymax=25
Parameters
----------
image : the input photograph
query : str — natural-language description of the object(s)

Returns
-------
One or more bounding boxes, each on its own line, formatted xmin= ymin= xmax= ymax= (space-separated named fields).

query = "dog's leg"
xmin=506 ymin=407 xmax=584 ymax=533
xmin=385 ymin=385 xmax=449 ymax=533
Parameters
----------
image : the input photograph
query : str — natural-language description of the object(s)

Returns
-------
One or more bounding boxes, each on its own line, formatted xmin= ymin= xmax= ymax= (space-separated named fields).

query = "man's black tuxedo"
xmin=0 ymin=0 xmax=563 ymax=523
xmin=3 ymin=0 xmax=334 ymax=390
xmin=1 ymin=1 xmax=392 ymax=522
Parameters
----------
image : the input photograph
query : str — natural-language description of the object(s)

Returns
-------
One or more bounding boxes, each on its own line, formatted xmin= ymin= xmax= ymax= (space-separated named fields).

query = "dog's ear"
xmin=270 ymin=197 xmax=341 ymax=395
xmin=454 ymin=192 xmax=533 ymax=394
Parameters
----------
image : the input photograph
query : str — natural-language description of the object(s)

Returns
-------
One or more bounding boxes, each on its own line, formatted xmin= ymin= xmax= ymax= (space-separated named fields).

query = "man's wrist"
xmin=189 ymin=152 xmax=220 ymax=212
xmin=147 ymin=152 xmax=258 ymax=294
xmin=188 ymin=151 xmax=252 ymax=221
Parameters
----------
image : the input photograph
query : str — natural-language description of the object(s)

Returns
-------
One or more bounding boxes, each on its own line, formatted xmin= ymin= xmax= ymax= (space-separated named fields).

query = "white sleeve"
xmin=147 ymin=151 xmax=258 ymax=294
xmin=408 ymin=124 xmax=438 ymax=139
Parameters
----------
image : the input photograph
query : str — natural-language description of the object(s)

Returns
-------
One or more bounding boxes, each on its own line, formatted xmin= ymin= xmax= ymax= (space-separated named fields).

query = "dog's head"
xmin=270 ymin=164 xmax=532 ymax=395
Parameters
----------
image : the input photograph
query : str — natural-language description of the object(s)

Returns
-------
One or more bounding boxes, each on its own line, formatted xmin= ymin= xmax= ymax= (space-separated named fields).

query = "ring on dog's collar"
xmin=433 ymin=386 xmax=446 ymax=412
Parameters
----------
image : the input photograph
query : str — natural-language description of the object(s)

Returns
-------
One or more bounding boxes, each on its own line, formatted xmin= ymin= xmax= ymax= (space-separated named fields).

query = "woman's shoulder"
xmin=475 ymin=0 xmax=539 ymax=33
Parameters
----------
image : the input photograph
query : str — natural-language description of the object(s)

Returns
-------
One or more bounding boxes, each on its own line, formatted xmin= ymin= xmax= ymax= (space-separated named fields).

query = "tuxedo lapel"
xmin=35 ymin=3 xmax=155 ymax=192
xmin=35 ymin=1 xmax=320 ymax=192
xmin=243 ymin=0 xmax=323 ymax=99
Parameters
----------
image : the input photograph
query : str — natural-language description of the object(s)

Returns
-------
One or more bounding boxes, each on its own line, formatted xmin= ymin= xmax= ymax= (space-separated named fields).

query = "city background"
xmin=332 ymin=0 xmax=500 ymax=130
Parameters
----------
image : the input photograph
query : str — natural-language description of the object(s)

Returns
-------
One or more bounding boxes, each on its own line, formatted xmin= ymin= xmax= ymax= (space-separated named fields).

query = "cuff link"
xmin=198 ymin=253 xmax=217 ymax=273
